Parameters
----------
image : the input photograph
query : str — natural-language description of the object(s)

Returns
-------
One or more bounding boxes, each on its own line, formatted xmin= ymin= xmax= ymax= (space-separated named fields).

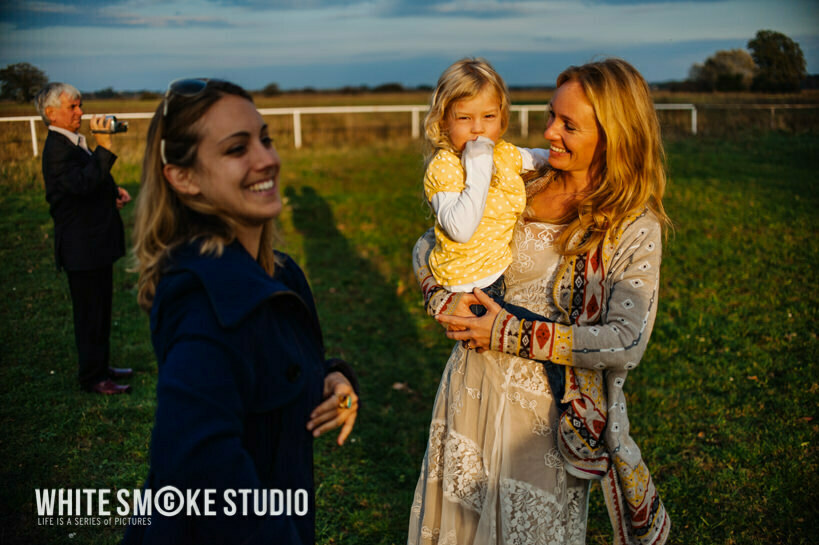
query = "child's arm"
xmin=518 ymin=146 xmax=551 ymax=171
xmin=429 ymin=136 xmax=494 ymax=243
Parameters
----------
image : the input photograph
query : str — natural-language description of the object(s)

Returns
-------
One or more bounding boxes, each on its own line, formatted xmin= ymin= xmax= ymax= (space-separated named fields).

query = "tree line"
xmin=0 ymin=29 xmax=810 ymax=103
xmin=685 ymin=30 xmax=807 ymax=92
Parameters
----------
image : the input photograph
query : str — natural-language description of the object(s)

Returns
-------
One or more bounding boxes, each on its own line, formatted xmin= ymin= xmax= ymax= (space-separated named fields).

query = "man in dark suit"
xmin=35 ymin=82 xmax=133 ymax=394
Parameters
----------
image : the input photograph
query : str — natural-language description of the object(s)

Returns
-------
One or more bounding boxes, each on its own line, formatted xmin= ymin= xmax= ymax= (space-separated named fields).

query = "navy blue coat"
xmin=124 ymin=241 xmax=350 ymax=545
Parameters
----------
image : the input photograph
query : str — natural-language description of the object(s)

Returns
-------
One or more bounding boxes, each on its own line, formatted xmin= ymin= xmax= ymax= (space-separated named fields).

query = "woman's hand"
xmin=439 ymin=291 xmax=479 ymax=331
xmin=435 ymin=288 xmax=501 ymax=351
xmin=307 ymin=371 xmax=359 ymax=446
xmin=116 ymin=187 xmax=132 ymax=209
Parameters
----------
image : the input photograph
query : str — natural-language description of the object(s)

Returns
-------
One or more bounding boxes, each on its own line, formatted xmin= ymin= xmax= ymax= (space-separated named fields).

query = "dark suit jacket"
xmin=41 ymin=130 xmax=125 ymax=271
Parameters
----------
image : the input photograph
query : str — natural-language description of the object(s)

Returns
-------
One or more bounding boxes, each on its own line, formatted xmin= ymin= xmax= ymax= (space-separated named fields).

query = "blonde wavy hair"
xmin=132 ymin=80 xmax=277 ymax=311
xmin=542 ymin=58 xmax=671 ymax=255
xmin=424 ymin=58 xmax=511 ymax=162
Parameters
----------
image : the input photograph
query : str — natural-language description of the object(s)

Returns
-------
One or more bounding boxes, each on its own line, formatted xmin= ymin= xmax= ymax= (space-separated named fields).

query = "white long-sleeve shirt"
xmin=424 ymin=137 xmax=550 ymax=291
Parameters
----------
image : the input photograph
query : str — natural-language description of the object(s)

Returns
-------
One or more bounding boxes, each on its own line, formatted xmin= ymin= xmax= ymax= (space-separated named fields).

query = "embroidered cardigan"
xmin=414 ymin=210 xmax=670 ymax=545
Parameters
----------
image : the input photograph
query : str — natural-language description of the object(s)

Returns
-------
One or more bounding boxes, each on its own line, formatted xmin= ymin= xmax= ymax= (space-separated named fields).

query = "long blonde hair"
xmin=545 ymin=58 xmax=670 ymax=255
xmin=133 ymin=80 xmax=277 ymax=311
xmin=424 ymin=58 xmax=511 ymax=162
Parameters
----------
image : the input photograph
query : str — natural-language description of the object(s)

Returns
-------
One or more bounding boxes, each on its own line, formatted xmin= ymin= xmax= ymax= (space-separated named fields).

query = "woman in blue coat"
xmin=125 ymin=79 xmax=359 ymax=544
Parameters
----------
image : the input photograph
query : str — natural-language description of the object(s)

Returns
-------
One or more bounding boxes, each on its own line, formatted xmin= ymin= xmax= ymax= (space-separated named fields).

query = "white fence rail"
xmin=10 ymin=103 xmax=813 ymax=157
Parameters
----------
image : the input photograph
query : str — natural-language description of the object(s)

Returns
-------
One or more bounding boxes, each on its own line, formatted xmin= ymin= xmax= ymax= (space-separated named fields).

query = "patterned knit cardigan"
xmin=414 ymin=209 xmax=670 ymax=545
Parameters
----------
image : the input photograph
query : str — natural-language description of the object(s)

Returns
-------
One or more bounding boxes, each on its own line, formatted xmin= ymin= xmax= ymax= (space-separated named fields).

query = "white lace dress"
xmin=408 ymin=220 xmax=590 ymax=545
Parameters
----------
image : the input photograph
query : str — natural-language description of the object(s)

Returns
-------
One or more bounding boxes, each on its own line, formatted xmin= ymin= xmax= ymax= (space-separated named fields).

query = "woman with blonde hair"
xmin=409 ymin=58 xmax=670 ymax=544
xmin=125 ymin=78 xmax=359 ymax=545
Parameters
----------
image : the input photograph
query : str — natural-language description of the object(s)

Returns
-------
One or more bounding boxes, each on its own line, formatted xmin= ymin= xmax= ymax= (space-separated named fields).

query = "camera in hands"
xmin=92 ymin=115 xmax=128 ymax=134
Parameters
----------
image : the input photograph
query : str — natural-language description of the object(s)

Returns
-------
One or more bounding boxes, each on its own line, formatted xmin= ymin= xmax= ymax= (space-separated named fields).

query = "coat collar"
xmin=47 ymin=127 xmax=93 ymax=155
xmin=48 ymin=125 xmax=80 ymax=144
xmin=158 ymin=240 xmax=295 ymax=328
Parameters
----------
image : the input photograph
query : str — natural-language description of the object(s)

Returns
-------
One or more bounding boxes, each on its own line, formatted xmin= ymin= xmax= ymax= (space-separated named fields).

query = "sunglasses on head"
xmin=160 ymin=78 xmax=228 ymax=164
xmin=162 ymin=78 xmax=227 ymax=117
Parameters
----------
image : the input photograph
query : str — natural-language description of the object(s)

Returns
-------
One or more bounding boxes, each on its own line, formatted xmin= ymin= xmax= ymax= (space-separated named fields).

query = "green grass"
xmin=1 ymin=132 xmax=818 ymax=544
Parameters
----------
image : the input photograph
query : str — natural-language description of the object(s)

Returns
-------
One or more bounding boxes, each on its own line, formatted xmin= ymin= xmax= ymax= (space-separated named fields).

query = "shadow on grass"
xmin=0 ymin=181 xmax=156 ymax=545
xmin=284 ymin=185 xmax=436 ymax=543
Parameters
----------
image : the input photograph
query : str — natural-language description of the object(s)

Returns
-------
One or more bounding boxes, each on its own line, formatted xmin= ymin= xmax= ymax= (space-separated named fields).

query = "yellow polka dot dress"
xmin=424 ymin=139 xmax=527 ymax=289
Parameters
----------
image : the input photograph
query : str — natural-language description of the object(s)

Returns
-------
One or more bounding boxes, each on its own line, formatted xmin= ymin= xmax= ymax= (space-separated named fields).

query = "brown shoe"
xmin=89 ymin=379 xmax=132 ymax=395
xmin=107 ymin=366 xmax=133 ymax=379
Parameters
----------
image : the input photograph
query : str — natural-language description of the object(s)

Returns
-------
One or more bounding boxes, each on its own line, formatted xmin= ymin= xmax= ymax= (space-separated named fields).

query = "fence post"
xmin=520 ymin=107 xmax=529 ymax=138
xmin=691 ymin=107 xmax=698 ymax=135
xmin=293 ymin=110 xmax=302 ymax=149
xmin=770 ymin=107 xmax=776 ymax=130
xmin=30 ymin=119 xmax=39 ymax=157
xmin=412 ymin=108 xmax=420 ymax=139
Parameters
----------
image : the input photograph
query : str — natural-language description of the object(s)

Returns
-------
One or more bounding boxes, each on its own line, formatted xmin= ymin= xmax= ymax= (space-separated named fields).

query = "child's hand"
xmin=462 ymin=136 xmax=496 ymax=180
xmin=472 ymin=135 xmax=496 ymax=145
xmin=464 ymin=136 xmax=495 ymax=159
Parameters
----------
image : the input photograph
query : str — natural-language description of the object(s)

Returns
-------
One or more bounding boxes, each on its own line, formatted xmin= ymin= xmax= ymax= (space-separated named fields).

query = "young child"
xmin=423 ymin=58 xmax=550 ymax=315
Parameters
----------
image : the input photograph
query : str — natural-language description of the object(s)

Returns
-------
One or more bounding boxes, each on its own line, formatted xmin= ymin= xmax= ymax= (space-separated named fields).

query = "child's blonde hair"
xmin=424 ymin=58 xmax=511 ymax=161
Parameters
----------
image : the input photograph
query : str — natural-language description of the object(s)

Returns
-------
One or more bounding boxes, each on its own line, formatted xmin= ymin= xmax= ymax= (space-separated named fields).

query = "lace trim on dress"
xmin=505 ymin=222 xmax=567 ymax=320
xmin=504 ymin=353 xmax=551 ymax=396
xmin=484 ymin=350 xmax=555 ymax=437
xmin=565 ymin=485 xmax=590 ymax=544
xmin=423 ymin=419 xmax=489 ymax=513
xmin=508 ymin=222 xmax=565 ymax=276
xmin=420 ymin=526 xmax=458 ymax=545
xmin=499 ymin=477 xmax=589 ymax=545
xmin=442 ymin=429 xmax=487 ymax=513
xmin=426 ymin=419 xmax=447 ymax=482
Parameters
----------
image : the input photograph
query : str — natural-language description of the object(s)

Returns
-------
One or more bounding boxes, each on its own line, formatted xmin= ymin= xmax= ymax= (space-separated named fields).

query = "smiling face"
xmin=182 ymin=94 xmax=282 ymax=246
xmin=445 ymin=85 xmax=503 ymax=152
xmin=544 ymin=80 xmax=602 ymax=183
xmin=47 ymin=92 xmax=83 ymax=133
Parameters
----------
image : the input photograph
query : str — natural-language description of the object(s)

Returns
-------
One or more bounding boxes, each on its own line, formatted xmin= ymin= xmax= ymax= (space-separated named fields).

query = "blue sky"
xmin=1 ymin=0 xmax=817 ymax=92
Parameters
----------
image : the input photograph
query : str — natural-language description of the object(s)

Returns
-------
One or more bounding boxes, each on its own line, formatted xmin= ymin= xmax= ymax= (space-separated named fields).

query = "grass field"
xmin=1 ymin=130 xmax=818 ymax=544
